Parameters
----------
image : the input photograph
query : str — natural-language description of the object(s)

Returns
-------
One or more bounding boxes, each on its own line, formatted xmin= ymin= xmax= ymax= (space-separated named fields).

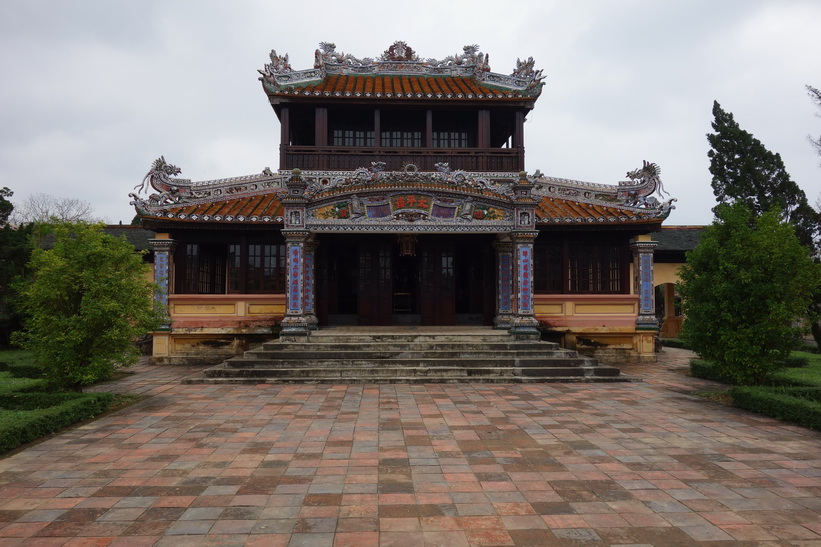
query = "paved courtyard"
xmin=1 ymin=348 xmax=821 ymax=546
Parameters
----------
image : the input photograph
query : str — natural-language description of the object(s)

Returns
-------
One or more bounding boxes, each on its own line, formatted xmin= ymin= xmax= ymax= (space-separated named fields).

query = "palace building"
xmin=131 ymin=42 xmax=676 ymax=365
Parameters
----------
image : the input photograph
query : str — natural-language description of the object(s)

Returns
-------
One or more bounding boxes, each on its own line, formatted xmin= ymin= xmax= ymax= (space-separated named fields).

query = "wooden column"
xmin=425 ymin=110 xmax=433 ymax=149
xmin=514 ymin=111 xmax=525 ymax=171
xmin=304 ymin=238 xmax=319 ymax=331
xmin=279 ymin=106 xmax=289 ymax=170
xmin=478 ymin=109 xmax=490 ymax=148
xmin=493 ymin=238 xmax=514 ymax=329
xmin=374 ymin=109 xmax=381 ymax=147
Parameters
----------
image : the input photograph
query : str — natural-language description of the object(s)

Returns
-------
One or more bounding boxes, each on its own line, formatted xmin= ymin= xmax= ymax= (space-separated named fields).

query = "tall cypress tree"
xmin=707 ymin=101 xmax=819 ymax=252
xmin=708 ymin=101 xmax=821 ymax=346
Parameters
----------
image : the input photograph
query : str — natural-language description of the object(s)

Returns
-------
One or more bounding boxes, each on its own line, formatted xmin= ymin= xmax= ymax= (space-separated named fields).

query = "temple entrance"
xmin=316 ymin=234 xmax=494 ymax=326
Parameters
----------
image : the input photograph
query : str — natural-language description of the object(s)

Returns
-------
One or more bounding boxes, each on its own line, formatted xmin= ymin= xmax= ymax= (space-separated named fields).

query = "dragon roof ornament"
xmin=129 ymin=156 xmax=282 ymax=214
xmin=259 ymin=41 xmax=545 ymax=97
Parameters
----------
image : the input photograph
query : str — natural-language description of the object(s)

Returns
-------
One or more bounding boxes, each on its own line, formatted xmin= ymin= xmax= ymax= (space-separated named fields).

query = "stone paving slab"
xmin=1 ymin=348 xmax=821 ymax=546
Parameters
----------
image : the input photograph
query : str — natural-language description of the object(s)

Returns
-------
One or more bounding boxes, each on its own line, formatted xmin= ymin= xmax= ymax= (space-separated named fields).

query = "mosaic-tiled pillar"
xmin=493 ymin=238 xmax=514 ymax=329
xmin=280 ymin=169 xmax=311 ymax=337
xmin=148 ymin=238 xmax=176 ymax=330
xmin=508 ymin=173 xmax=540 ymax=338
xmin=303 ymin=237 xmax=319 ymax=331
xmin=630 ymin=237 xmax=658 ymax=330
xmin=510 ymin=231 xmax=540 ymax=339
xmin=281 ymin=230 xmax=311 ymax=336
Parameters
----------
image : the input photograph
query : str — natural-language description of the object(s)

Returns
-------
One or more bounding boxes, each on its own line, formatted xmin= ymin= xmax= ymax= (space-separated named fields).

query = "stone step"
xmin=243 ymin=349 xmax=577 ymax=360
xmin=263 ymin=341 xmax=562 ymax=352
xmin=289 ymin=333 xmax=515 ymax=344
xmin=202 ymin=364 xmax=621 ymax=378
xmin=182 ymin=327 xmax=628 ymax=384
xmin=223 ymin=357 xmax=597 ymax=368
xmin=183 ymin=367 xmax=636 ymax=384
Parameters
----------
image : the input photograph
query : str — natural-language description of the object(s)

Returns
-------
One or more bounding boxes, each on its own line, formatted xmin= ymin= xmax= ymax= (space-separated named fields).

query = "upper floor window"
xmin=432 ymin=131 xmax=470 ymax=148
xmin=384 ymin=130 xmax=422 ymax=148
xmin=332 ymin=129 xmax=374 ymax=147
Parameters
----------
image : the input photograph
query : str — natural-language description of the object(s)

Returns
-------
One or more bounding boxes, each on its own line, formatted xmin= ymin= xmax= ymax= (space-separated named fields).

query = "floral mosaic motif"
xmin=471 ymin=203 xmax=505 ymax=220
xmin=315 ymin=202 xmax=350 ymax=219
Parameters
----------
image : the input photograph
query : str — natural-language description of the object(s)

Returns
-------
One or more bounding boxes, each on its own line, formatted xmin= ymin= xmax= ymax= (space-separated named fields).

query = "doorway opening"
xmin=316 ymin=234 xmax=495 ymax=326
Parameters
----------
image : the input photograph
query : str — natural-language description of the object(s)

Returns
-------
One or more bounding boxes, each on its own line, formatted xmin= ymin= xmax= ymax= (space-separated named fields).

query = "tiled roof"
xmin=103 ymin=226 xmax=156 ymax=250
xmin=141 ymin=194 xmax=285 ymax=223
xmin=652 ymin=226 xmax=705 ymax=251
xmin=267 ymin=75 xmax=532 ymax=101
xmin=141 ymin=192 xmax=660 ymax=226
xmin=535 ymin=197 xmax=661 ymax=225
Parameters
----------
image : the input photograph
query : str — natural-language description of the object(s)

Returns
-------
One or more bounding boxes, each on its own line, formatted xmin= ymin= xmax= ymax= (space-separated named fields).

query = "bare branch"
xmin=10 ymin=193 xmax=98 ymax=225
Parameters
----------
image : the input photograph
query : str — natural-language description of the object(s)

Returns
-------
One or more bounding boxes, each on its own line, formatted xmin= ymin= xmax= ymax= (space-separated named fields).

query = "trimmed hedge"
xmin=690 ymin=359 xmax=734 ymax=384
xmin=731 ymin=386 xmax=821 ymax=431
xmin=781 ymin=355 xmax=810 ymax=368
xmin=0 ymin=392 xmax=115 ymax=454
xmin=661 ymin=338 xmax=691 ymax=350
xmin=0 ymin=360 xmax=43 ymax=379
xmin=0 ymin=374 xmax=43 ymax=394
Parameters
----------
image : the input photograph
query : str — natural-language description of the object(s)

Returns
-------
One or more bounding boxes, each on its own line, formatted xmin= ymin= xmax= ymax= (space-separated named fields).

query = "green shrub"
xmin=679 ymin=204 xmax=821 ymax=386
xmin=12 ymin=223 xmax=163 ymax=391
xmin=0 ymin=392 xmax=114 ymax=453
xmin=731 ymin=386 xmax=821 ymax=430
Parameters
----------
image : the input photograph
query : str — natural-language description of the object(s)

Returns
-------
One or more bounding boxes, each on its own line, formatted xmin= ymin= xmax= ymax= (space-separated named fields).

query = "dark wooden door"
xmin=420 ymin=242 xmax=455 ymax=325
xmin=358 ymin=242 xmax=393 ymax=325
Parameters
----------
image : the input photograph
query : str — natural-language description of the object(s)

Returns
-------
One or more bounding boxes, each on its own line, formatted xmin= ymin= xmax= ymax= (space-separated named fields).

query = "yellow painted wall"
xmin=654 ymin=262 xmax=683 ymax=286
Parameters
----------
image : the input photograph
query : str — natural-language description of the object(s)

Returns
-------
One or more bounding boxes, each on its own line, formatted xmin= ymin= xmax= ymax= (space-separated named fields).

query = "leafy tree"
xmin=12 ymin=222 xmax=164 ymax=391
xmin=0 ymin=188 xmax=32 ymax=347
xmin=708 ymin=101 xmax=819 ymax=252
xmin=679 ymin=203 xmax=821 ymax=385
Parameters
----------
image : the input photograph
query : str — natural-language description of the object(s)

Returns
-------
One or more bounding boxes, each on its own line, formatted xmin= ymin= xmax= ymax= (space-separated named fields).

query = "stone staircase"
xmin=183 ymin=327 xmax=632 ymax=384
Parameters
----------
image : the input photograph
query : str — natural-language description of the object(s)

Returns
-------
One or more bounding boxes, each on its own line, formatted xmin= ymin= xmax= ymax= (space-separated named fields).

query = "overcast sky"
xmin=1 ymin=0 xmax=819 ymax=226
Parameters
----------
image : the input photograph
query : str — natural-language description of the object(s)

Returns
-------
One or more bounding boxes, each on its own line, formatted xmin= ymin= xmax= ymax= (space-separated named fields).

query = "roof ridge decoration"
xmin=131 ymin=157 xmax=675 ymax=222
xmin=129 ymin=156 xmax=282 ymax=214
xmin=259 ymin=41 xmax=545 ymax=97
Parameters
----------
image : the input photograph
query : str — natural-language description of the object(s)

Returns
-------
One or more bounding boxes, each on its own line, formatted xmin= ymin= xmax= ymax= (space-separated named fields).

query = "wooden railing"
xmin=281 ymin=145 xmax=524 ymax=172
